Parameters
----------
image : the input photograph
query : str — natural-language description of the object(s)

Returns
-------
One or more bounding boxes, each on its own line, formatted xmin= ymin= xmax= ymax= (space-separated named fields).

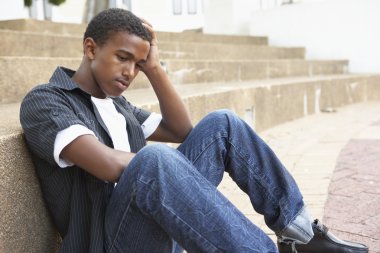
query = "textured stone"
xmin=324 ymin=139 xmax=380 ymax=253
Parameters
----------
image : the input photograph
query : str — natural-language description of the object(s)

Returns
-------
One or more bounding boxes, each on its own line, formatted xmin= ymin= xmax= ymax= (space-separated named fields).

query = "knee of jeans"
xmin=140 ymin=143 xmax=173 ymax=155
xmin=131 ymin=144 xmax=178 ymax=182
xmin=134 ymin=144 xmax=174 ymax=168
xmin=206 ymin=109 xmax=238 ymax=127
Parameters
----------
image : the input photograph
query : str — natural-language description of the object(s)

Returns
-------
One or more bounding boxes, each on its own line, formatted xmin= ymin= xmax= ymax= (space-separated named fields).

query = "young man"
xmin=20 ymin=8 xmax=368 ymax=253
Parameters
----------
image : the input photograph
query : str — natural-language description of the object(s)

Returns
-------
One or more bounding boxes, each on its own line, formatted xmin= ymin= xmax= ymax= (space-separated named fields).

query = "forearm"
xmin=62 ymin=135 xmax=136 ymax=182
xmin=145 ymin=65 xmax=193 ymax=140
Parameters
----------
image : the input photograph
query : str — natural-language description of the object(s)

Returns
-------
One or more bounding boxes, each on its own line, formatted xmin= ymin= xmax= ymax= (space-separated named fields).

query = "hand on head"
xmin=138 ymin=17 xmax=161 ymax=73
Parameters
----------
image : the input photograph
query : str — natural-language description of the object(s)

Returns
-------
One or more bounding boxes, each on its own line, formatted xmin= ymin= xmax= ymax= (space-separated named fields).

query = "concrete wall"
xmin=249 ymin=0 xmax=380 ymax=73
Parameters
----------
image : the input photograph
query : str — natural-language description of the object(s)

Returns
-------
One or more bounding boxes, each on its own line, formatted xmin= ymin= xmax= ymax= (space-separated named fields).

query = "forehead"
xmin=102 ymin=31 xmax=150 ymax=59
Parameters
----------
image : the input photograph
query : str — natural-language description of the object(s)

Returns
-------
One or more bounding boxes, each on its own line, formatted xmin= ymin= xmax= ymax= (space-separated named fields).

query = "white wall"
xmin=0 ymin=0 xmax=29 ymax=20
xmin=50 ymin=0 xmax=86 ymax=23
xmin=203 ymin=0 xmax=261 ymax=35
xmin=249 ymin=0 xmax=380 ymax=73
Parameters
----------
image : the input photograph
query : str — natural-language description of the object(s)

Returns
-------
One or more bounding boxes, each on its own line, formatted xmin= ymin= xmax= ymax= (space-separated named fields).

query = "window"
xmin=187 ymin=0 xmax=197 ymax=14
xmin=173 ymin=0 xmax=183 ymax=15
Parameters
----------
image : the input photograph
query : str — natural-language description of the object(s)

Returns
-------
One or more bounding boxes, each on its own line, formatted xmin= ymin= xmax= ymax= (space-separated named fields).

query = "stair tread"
xmin=0 ymin=56 xmax=346 ymax=62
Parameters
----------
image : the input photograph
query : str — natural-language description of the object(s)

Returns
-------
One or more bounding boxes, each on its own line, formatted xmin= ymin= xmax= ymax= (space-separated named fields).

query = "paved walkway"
xmin=218 ymin=101 xmax=380 ymax=252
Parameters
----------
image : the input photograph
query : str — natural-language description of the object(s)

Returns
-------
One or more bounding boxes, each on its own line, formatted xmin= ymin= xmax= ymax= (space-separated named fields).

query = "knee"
xmin=135 ymin=143 xmax=174 ymax=164
xmin=130 ymin=144 xmax=188 ymax=184
xmin=205 ymin=109 xmax=239 ymax=127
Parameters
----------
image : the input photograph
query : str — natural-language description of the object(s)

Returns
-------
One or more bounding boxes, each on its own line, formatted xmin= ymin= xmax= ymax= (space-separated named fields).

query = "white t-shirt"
xmin=53 ymin=97 xmax=162 ymax=168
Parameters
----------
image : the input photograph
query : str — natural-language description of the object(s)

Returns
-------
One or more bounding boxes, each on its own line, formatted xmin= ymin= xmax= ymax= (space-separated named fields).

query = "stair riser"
xmin=159 ymin=42 xmax=304 ymax=60
xmin=0 ymin=57 xmax=347 ymax=104
xmin=0 ymin=19 xmax=267 ymax=45
xmin=0 ymin=30 xmax=289 ymax=59
xmin=166 ymin=60 xmax=348 ymax=84
xmin=0 ymin=57 xmax=150 ymax=104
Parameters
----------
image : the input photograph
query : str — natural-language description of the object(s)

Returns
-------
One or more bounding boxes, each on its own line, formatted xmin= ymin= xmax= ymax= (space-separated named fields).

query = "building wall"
xmin=248 ymin=0 xmax=380 ymax=73
xmin=203 ymin=0 xmax=260 ymax=35
xmin=131 ymin=0 xmax=204 ymax=32
xmin=0 ymin=0 xmax=29 ymax=20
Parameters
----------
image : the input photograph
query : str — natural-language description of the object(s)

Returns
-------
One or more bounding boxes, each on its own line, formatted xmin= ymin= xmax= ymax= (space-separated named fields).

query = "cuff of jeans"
xmin=277 ymin=206 xmax=314 ymax=244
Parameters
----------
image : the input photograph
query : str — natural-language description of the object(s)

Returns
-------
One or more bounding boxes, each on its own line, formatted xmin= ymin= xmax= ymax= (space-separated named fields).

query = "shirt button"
xmin=52 ymin=111 xmax=59 ymax=116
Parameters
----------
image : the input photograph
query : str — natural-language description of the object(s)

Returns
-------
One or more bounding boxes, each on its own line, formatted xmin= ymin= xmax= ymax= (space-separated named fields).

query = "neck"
xmin=72 ymin=59 xmax=105 ymax=98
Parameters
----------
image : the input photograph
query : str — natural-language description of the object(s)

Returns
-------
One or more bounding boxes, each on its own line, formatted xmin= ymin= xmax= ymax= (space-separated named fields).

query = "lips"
xmin=116 ymin=78 xmax=130 ymax=88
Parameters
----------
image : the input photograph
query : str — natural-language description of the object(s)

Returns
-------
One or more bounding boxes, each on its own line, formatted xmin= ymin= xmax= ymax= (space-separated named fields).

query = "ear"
xmin=83 ymin=38 xmax=97 ymax=60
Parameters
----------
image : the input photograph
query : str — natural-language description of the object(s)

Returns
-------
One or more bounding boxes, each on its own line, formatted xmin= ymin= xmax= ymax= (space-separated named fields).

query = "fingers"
xmin=139 ymin=17 xmax=153 ymax=28
xmin=140 ymin=19 xmax=157 ymax=45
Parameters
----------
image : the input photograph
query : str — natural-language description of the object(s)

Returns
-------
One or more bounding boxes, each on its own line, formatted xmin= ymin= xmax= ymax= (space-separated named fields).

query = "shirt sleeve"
xmin=141 ymin=112 xmax=162 ymax=138
xmin=54 ymin=124 xmax=97 ymax=168
xmin=20 ymin=86 xmax=88 ymax=166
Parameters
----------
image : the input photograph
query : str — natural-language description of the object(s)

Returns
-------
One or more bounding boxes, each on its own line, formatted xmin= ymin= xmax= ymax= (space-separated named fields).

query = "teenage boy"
xmin=20 ymin=8 xmax=368 ymax=253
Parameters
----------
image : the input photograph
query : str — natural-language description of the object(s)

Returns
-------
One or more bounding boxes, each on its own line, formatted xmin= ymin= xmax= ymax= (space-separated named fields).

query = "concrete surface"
xmin=0 ymin=19 xmax=268 ymax=45
xmin=0 ymin=30 xmax=302 ymax=59
xmin=0 ymin=56 xmax=349 ymax=103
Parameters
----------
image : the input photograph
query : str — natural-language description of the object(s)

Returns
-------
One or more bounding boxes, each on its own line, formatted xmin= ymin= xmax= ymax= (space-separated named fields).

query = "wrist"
xmin=144 ymin=64 xmax=166 ymax=80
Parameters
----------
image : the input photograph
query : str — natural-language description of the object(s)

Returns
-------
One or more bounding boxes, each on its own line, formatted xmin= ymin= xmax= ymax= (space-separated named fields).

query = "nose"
xmin=122 ymin=62 xmax=135 ymax=79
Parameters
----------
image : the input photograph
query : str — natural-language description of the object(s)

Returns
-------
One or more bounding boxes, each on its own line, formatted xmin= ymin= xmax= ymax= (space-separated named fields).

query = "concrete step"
xmin=0 ymin=56 xmax=348 ymax=104
xmin=1 ymin=74 xmax=380 ymax=252
xmin=0 ymin=56 xmax=153 ymax=104
xmin=0 ymin=19 xmax=267 ymax=45
xmin=165 ymin=59 xmax=348 ymax=84
xmin=157 ymin=31 xmax=268 ymax=45
xmin=157 ymin=42 xmax=304 ymax=60
xmin=0 ymin=30 xmax=284 ymax=59
xmin=2 ymin=74 xmax=379 ymax=136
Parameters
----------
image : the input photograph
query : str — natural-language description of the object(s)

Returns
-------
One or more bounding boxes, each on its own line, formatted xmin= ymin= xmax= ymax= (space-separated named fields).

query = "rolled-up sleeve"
xmin=20 ymin=87 xmax=86 ymax=166
xmin=141 ymin=112 xmax=162 ymax=138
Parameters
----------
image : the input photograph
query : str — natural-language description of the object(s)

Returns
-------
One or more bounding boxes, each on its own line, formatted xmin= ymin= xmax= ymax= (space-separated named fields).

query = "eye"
xmin=116 ymin=55 xmax=128 ymax=61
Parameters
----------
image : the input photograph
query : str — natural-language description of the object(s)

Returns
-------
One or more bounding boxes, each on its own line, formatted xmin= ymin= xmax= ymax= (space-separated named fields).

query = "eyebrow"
xmin=116 ymin=49 xmax=147 ymax=63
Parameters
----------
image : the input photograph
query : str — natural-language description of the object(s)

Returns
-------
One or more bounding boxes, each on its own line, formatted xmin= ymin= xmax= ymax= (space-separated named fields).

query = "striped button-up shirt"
xmin=20 ymin=67 xmax=151 ymax=253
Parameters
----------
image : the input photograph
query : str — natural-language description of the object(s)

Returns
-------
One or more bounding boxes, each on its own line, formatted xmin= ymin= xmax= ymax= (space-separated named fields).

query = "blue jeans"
xmin=104 ymin=110 xmax=313 ymax=253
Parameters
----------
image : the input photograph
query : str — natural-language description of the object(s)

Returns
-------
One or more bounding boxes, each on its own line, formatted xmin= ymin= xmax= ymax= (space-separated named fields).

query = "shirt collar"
xmin=49 ymin=66 xmax=81 ymax=91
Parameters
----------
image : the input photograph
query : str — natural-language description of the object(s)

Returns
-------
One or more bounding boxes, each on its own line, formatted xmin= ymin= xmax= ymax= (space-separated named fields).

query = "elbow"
xmin=176 ymin=124 xmax=193 ymax=143
xmin=104 ymin=168 xmax=122 ymax=183
xmin=99 ymin=154 xmax=125 ymax=183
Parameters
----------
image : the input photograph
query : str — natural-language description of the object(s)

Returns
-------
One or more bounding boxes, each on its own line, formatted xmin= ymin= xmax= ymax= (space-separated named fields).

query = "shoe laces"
xmin=290 ymin=241 xmax=298 ymax=253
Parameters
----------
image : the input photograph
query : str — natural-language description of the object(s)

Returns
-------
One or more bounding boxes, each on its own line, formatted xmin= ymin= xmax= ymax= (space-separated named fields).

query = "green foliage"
xmin=24 ymin=0 xmax=32 ymax=7
xmin=24 ymin=0 xmax=66 ymax=7
xmin=48 ymin=0 xmax=66 ymax=6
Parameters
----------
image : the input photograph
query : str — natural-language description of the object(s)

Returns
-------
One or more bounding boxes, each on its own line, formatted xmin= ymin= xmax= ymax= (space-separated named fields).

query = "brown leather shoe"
xmin=277 ymin=220 xmax=368 ymax=253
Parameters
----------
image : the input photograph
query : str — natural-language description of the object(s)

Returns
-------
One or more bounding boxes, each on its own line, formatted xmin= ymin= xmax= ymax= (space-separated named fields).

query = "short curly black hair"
xmin=84 ymin=8 xmax=152 ymax=46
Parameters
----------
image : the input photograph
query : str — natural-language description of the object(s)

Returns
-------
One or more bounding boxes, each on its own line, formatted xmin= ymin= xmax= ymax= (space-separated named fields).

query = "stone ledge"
xmin=0 ymin=30 xmax=302 ymax=59
xmin=0 ymin=57 xmax=348 ymax=104
xmin=0 ymin=19 xmax=268 ymax=45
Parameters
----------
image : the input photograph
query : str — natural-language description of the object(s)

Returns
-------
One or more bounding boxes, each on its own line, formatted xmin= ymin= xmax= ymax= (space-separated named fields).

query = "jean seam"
xmin=228 ymin=140 xmax=279 ymax=209
xmin=107 ymin=189 xmax=136 ymax=253
xmin=137 ymin=179 xmax=222 ymax=253
xmin=191 ymin=133 xmax=228 ymax=165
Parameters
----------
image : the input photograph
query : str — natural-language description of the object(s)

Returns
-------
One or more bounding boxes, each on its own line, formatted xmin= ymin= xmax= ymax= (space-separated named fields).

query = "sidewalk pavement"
xmin=218 ymin=101 xmax=380 ymax=252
